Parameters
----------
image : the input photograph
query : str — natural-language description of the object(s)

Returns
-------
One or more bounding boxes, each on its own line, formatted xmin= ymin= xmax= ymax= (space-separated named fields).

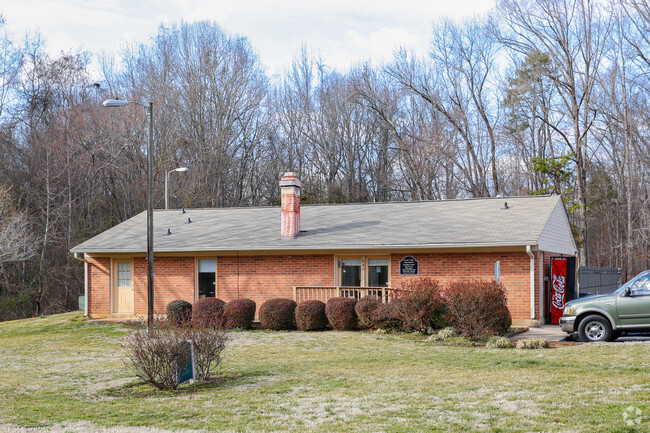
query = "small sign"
xmin=176 ymin=340 xmax=195 ymax=385
xmin=399 ymin=256 xmax=419 ymax=275
xmin=494 ymin=261 xmax=501 ymax=283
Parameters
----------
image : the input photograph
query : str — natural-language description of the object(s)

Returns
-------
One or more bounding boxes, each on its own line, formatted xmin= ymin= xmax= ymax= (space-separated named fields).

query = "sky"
xmin=2 ymin=0 xmax=495 ymax=77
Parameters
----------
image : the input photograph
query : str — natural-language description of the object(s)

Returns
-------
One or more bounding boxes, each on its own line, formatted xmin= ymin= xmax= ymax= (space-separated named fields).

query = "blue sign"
xmin=177 ymin=340 xmax=195 ymax=385
xmin=400 ymin=256 xmax=419 ymax=275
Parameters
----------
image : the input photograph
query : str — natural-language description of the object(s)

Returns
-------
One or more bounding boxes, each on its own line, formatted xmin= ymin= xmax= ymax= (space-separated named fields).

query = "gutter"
xmin=526 ymin=245 xmax=535 ymax=321
xmin=73 ymin=252 xmax=89 ymax=317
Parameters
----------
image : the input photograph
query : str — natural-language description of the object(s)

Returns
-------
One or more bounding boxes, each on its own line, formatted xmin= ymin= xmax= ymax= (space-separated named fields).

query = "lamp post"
xmin=103 ymin=99 xmax=155 ymax=336
xmin=165 ymin=167 xmax=189 ymax=209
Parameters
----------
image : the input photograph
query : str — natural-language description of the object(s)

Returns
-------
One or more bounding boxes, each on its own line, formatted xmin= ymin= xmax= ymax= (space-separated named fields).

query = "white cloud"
xmin=1 ymin=0 xmax=495 ymax=77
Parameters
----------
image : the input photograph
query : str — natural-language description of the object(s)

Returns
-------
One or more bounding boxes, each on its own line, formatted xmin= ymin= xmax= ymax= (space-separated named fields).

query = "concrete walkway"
xmin=510 ymin=325 xmax=569 ymax=341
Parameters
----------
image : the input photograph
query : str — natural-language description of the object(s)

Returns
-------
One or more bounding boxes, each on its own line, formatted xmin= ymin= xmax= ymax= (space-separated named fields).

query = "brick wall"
xmin=133 ymin=256 xmax=195 ymax=315
xmin=217 ymin=254 xmax=335 ymax=311
xmin=87 ymin=251 xmax=565 ymax=323
xmin=390 ymin=252 xmax=537 ymax=322
xmin=87 ymin=257 xmax=110 ymax=316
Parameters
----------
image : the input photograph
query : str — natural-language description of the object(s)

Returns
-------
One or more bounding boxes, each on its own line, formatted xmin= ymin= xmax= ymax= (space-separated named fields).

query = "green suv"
xmin=560 ymin=270 xmax=650 ymax=342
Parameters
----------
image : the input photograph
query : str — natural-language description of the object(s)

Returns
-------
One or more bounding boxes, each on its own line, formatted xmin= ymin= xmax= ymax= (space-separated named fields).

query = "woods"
xmin=0 ymin=1 xmax=649 ymax=321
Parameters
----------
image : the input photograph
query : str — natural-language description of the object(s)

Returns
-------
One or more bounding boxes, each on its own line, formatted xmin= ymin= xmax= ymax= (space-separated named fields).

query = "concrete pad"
xmin=510 ymin=324 xmax=568 ymax=341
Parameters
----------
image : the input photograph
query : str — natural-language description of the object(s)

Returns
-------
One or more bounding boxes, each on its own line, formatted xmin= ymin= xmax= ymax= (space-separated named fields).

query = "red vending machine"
xmin=549 ymin=257 xmax=576 ymax=324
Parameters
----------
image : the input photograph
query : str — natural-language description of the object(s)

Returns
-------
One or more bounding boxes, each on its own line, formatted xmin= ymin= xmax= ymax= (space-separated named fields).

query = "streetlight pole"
xmin=103 ymin=99 xmax=155 ymax=337
xmin=165 ymin=167 xmax=189 ymax=210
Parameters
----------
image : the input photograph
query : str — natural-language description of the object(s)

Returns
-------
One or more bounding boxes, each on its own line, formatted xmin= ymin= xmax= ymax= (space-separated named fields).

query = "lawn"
xmin=0 ymin=312 xmax=648 ymax=433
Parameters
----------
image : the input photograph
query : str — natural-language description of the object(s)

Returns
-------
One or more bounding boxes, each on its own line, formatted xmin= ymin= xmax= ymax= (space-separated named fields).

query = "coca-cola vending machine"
xmin=549 ymin=257 xmax=576 ymax=324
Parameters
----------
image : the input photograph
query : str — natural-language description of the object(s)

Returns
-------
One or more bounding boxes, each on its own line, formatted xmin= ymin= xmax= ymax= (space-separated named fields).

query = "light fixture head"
xmin=175 ymin=167 xmax=190 ymax=172
xmin=102 ymin=99 xmax=130 ymax=107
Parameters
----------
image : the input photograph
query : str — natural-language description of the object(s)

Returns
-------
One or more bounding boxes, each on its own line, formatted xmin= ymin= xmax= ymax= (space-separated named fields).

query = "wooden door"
xmin=113 ymin=260 xmax=134 ymax=314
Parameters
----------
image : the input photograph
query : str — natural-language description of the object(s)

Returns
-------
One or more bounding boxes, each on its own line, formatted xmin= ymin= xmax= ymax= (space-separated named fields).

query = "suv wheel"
xmin=578 ymin=315 xmax=612 ymax=342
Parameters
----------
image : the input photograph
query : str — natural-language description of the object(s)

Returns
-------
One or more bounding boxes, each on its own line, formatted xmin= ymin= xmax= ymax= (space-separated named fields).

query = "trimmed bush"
xmin=295 ymin=300 xmax=328 ymax=331
xmin=445 ymin=280 xmax=512 ymax=340
xmin=192 ymin=297 xmax=226 ymax=329
xmin=486 ymin=336 xmax=514 ymax=349
xmin=325 ymin=297 xmax=358 ymax=331
xmin=223 ymin=298 xmax=256 ymax=330
xmin=166 ymin=300 xmax=192 ymax=326
xmin=259 ymin=298 xmax=297 ymax=330
xmin=370 ymin=302 xmax=402 ymax=332
xmin=516 ymin=338 xmax=549 ymax=349
xmin=355 ymin=296 xmax=381 ymax=328
xmin=391 ymin=278 xmax=447 ymax=333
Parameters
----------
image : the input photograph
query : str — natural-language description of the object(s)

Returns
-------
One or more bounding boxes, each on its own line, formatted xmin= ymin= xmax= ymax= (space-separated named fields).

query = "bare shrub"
xmin=445 ymin=280 xmax=512 ymax=340
xmin=391 ymin=278 xmax=446 ymax=333
xmin=122 ymin=318 xmax=227 ymax=389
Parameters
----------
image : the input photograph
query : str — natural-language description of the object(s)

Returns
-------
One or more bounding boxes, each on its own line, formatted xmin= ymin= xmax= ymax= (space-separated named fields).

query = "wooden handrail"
xmin=293 ymin=286 xmax=393 ymax=303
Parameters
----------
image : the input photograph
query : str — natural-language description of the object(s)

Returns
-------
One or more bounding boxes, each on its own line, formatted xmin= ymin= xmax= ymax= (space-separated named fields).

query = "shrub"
xmin=166 ymin=300 xmax=192 ymax=326
xmin=355 ymin=296 xmax=381 ymax=328
xmin=325 ymin=297 xmax=358 ymax=331
xmin=516 ymin=338 xmax=549 ymax=349
xmin=295 ymin=300 xmax=328 ymax=331
xmin=370 ymin=302 xmax=402 ymax=332
xmin=259 ymin=298 xmax=297 ymax=330
xmin=445 ymin=280 xmax=512 ymax=340
xmin=426 ymin=327 xmax=457 ymax=342
xmin=223 ymin=298 xmax=256 ymax=330
xmin=122 ymin=318 xmax=227 ymax=389
xmin=192 ymin=297 xmax=226 ymax=329
xmin=391 ymin=278 xmax=447 ymax=333
xmin=486 ymin=336 xmax=514 ymax=349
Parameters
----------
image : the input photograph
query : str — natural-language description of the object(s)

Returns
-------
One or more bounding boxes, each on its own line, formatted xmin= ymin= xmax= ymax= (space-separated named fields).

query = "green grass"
xmin=0 ymin=313 xmax=649 ymax=432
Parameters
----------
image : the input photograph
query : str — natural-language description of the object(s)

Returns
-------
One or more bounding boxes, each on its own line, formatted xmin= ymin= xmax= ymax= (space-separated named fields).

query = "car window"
xmin=630 ymin=275 xmax=650 ymax=296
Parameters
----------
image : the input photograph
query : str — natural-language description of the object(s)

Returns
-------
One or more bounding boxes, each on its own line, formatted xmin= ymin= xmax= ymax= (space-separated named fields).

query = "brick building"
xmin=71 ymin=173 xmax=576 ymax=326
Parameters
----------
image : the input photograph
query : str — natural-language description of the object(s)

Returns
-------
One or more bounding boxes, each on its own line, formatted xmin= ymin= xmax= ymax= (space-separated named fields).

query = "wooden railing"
xmin=293 ymin=286 xmax=392 ymax=304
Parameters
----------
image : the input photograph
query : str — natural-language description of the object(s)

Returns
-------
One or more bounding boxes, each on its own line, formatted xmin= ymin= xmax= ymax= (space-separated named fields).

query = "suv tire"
xmin=578 ymin=315 xmax=612 ymax=342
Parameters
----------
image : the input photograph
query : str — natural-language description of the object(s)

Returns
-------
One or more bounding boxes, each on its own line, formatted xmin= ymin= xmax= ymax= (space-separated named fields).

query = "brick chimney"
xmin=280 ymin=172 xmax=301 ymax=239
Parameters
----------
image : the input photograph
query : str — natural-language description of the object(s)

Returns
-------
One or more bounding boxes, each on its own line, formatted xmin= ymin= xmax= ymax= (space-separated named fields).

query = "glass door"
xmin=198 ymin=259 xmax=216 ymax=298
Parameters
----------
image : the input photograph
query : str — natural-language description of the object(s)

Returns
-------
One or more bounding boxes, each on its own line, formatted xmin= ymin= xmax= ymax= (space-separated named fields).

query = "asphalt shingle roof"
xmin=70 ymin=195 xmax=563 ymax=254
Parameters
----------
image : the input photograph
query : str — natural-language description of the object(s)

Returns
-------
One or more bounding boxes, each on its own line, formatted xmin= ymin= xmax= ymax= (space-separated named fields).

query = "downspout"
xmin=526 ymin=246 xmax=535 ymax=321
xmin=74 ymin=252 xmax=89 ymax=317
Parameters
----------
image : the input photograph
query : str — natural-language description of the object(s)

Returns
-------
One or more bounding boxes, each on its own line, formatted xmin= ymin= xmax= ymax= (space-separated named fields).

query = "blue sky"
xmin=2 ymin=0 xmax=494 ymax=77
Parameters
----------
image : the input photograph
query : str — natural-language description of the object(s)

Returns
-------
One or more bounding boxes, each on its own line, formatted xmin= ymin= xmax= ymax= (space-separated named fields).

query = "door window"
xmin=117 ymin=262 xmax=131 ymax=287
xmin=341 ymin=258 xmax=361 ymax=287
xmin=368 ymin=258 xmax=389 ymax=287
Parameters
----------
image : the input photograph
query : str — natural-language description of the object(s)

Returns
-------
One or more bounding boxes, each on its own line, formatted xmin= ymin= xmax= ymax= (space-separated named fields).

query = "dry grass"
xmin=1 ymin=313 xmax=649 ymax=432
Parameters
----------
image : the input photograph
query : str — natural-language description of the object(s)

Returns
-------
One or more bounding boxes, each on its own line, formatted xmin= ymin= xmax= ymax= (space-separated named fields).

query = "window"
xmin=198 ymin=259 xmax=216 ymax=298
xmin=338 ymin=256 xmax=390 ymax=287
xmin=117 ymin=262 xmax=131 ymax=287
xmin=341 ymin=258 xmax=361 ymax=287
xmin=367 ymin=258 xmax=389 ymax=287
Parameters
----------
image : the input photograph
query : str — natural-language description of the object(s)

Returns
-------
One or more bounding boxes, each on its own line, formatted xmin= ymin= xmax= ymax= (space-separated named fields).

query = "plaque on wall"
xmin=399 ymin=256 xmax=419 ymax=275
